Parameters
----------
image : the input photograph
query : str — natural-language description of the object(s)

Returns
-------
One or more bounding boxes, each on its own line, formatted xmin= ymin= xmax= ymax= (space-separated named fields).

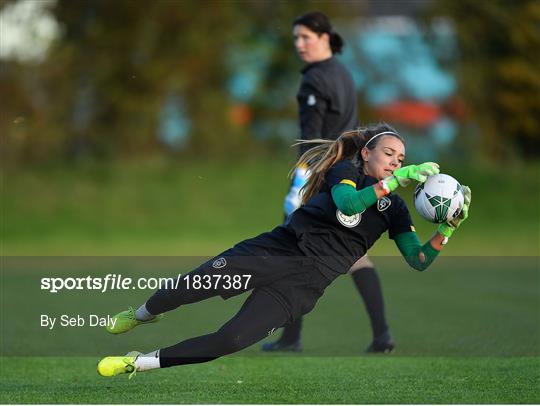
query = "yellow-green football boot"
xmin=106 ymin=307 xmax=163 ymax=334
xmin=97 ymin=351 xmax=142 ymax=378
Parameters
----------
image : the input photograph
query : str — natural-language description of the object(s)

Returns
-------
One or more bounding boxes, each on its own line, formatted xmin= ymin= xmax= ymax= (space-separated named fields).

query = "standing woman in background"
xmin=262 ymin=11 xmax=394 ymax=353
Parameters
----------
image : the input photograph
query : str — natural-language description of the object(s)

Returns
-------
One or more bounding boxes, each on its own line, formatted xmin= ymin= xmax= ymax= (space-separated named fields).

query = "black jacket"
xmin=297 ymin=56 xmax=359 ymax=155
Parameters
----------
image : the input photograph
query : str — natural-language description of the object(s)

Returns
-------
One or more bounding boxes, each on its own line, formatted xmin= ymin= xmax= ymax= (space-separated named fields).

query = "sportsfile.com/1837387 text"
xmin=40 ymin=273 xmax=252 ymax=293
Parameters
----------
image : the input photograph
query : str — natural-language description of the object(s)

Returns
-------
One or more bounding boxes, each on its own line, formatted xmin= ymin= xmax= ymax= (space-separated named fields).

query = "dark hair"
xmin=292 ymin=11 xmax=344 ymax=54
xmin=293 ymin=122 xmax=404 ymax=204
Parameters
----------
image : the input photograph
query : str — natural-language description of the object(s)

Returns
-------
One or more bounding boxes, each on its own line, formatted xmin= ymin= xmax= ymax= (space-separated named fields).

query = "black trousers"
xmin=159 ymin=289 xmax=288 ymax=367
xmin=144 ymin=226 xmax=331 ymax=367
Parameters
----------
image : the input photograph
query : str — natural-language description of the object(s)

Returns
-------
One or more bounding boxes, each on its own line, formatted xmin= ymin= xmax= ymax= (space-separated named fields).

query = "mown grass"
xmin=1 ymin=356 xmax=539 ymax=404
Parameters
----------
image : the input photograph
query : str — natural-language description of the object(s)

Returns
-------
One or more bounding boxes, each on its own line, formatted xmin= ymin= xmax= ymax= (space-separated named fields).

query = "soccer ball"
xmin=414 ymin=174 xmax=464 ymax=223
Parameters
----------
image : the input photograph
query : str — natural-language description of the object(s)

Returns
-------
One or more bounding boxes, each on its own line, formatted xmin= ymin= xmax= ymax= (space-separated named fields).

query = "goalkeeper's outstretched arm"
xmin=394 ymin=185 xmax=471 ymax=272
xmin=394 ymin=231 xmax=443 ymax=272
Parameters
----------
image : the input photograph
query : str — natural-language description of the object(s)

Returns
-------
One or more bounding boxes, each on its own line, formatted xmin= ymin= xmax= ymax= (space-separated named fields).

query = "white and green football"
xmin=414 ymin=174 xmax=464 ymax=223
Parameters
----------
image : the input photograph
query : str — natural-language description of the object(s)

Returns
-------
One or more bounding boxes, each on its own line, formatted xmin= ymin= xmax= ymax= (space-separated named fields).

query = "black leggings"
xmin=159 ymin=289 xmax=288 ymax=368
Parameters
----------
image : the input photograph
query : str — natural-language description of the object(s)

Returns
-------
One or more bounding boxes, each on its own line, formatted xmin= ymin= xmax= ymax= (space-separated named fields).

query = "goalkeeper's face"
xmin=362 ymin=136 xmax=405 ymax=180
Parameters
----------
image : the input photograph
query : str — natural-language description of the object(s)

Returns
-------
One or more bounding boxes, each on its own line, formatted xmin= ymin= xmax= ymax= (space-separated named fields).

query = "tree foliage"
xmin=1 ymin=0 xmax=537 ymax=164
xmin=427 ymin=0 xmax=540 ymax=158
xmin=0 ymin=0 xmax=363 ymax=164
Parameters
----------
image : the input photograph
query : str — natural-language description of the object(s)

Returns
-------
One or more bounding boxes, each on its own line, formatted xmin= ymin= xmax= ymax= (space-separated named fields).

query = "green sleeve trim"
xmin=394 ymin=231 xmax=440 ymax=272
xmin=331 ymin=183 xmax=378 ymax=216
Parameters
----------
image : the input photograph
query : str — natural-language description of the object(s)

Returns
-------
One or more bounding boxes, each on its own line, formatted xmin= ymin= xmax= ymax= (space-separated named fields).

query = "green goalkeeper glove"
xmin=438 ymin=186 xmax=472 ymax=239
xmin=381 ymin=162 xmax=440 ymax=193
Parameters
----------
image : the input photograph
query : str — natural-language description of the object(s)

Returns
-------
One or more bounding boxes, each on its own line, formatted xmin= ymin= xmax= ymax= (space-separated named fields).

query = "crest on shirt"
xmin=212 ymin=257 xmax=227 ymax=269
xmin=336 ymin=210 xmax=361 ymax=228
xmin=377 ymin=197 xmax=391 ymax=212
xmin=307 ymin=94 xmax=317 ymax=106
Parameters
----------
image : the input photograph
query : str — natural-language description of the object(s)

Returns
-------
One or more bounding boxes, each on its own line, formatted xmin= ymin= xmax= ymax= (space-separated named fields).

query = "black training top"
xmin=287 ymin=160 xmax=414 ymax=278
xmin=297 ymin=56 xmax=359 ymax=155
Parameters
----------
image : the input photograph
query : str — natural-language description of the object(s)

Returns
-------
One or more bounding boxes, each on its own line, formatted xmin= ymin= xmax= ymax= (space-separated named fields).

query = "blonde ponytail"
xmin=292 ymin=130 xmax=361 ymax=204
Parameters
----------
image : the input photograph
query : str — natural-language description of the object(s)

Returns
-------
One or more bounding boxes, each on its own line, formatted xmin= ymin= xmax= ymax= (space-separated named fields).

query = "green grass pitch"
xmin=1 ymin=159 xmax=539 ymax=403
xmin=1 ymin=357 xmax=538 ymax=404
